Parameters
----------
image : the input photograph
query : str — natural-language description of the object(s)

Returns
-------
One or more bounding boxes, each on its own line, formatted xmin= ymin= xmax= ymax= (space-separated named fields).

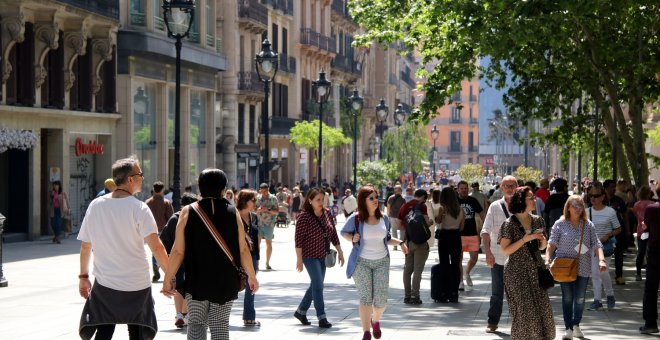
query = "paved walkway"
xmin=0 ymin=214 xmax=652 ymax=339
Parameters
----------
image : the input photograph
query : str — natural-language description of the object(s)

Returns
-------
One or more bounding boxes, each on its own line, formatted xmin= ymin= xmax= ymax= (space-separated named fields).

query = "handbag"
xmin=550 ymin=221 xmax=584 ymax=283
xmin=190 ymin=202 xmax=247 ymax=292
xmin=589 ymin=208 xmax=616 ymax=257
xmin=314 ymin=210 xmax=338 ymax=268
xmin=518 ymin=221 xmax=554 ymax=290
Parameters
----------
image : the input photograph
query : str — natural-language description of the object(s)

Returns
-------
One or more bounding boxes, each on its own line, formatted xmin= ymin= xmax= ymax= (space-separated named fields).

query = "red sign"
xmin=75 ymin=138 xmax=105 ymax=157
xmin=484 ymin=158 xmax=494 ymax=165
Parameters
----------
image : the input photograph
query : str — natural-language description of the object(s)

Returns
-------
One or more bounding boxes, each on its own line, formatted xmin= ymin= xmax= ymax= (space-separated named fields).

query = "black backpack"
xmin=405 ymin=202 xmax=431 ymax=244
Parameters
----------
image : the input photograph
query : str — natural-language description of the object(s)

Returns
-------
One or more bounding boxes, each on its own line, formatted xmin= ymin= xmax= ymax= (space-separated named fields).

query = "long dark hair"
xmin=52 ymin=180 xmax=62 ymax=194
xmin=440 ymin=187 xmax=461 ymax=218
xmin=357 ymin=185 xmax=383 ymax=220
xmin=302 ymin=187 xmax=324 ymax=214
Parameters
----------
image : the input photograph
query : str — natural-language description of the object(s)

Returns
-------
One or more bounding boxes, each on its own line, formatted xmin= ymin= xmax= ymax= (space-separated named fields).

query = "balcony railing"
xmin=449 ymin=145 xmax=462 ymax=153
xmin=238 ymin=72 xmax=265 ymax=93
xmin=331 ymin=0 xmax=353 ymax=20
xmin=451 ymin=93 xmax=462 ymax=102
xmin=239 ymin=0 xmax=268 ymax=26
xmin=450 ymin=118 xmax=462 ymax=124
xmin=331 ymin=54 xmax=361 ymax=75
xmin=271 ymin=116 xmax=298 ymax=135
xmin=262 ymin=0 xmax=293 ymax=15
xmin=56 ymin=0 xmax=119 ymax=20
xmin=468 ymin=146 xmax=479 ymax=152
xmin=469 ymin=118 xmax=479 ymax=124
xmin=300 ymin=28 xmax=337 ymax=54
xmin=278 ymin=53 xmax=297 ymax=74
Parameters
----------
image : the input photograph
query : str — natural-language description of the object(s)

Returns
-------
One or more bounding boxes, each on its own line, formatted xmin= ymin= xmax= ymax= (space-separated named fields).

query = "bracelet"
xmin=78 ymin=274 xmax=89 ymax=279
xmin=399 ymin=241 xmax=405 ymax=246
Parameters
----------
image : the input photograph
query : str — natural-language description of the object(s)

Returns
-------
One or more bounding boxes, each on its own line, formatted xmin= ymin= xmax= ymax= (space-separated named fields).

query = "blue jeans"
xmin=487 ymin=263 xmax=504 ymax=325
xmin=243 ymin=254 xmax=259 ymax=320
xmin=297 ymin=257 xmax=327 ymax=319
xmin=560 ymin=276 xmax=590 ymax=330
xmin=51 ymin=207 xmax=62 ymax=237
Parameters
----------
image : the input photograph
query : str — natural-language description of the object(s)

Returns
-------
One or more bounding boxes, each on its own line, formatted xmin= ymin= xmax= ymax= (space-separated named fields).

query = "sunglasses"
xmin=367 ymin=195 xmax=379 ymax=202
xmin=590 ymin=193 xmax=604 ymax=199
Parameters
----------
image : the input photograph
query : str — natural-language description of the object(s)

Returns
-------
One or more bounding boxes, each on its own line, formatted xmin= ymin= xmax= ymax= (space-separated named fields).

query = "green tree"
xmin=458 ymin=163 xmax=484 ymax=185
xmin=350 ymin=0 xmax=659 ymax=186
xmin=290 ymin=120 xmax=351 ymax=163
xmin=357 ymin=160 xmax=397 ymax=188
xmin=514 ymin=166 xmax=543 ymax=184
xmin=381 ymin=121 xmax=430 ymax=175
xmin=339 ymin=98 xmax=363 ymax=140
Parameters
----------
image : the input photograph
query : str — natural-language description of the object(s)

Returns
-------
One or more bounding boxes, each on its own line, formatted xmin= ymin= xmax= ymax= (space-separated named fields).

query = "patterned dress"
xmin=499 ymin=215 xmax=555 ymax=340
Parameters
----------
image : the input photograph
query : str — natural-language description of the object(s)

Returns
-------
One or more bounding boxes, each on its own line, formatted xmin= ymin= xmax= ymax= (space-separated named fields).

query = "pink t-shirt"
xmin=632 ymin=200 xmax=658 ymax=235
xmin=53 ymin=191 xmax=61 ymax=209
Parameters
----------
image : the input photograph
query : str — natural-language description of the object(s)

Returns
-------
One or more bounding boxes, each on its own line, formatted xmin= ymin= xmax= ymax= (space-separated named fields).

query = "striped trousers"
xmin=185 ymin=294 xmax=234 ymax=340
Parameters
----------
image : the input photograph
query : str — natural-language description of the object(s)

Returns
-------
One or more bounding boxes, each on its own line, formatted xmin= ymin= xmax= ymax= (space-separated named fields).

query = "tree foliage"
xmin=357 ymin=160 xmax=397 ymax=188
xmin=458 ymin=163 xmax=484 ymax=185
xmin=290 ymin=120 xmax=351 ymax=163
xmin=514 ymin=165 xmax=543 ymax=184
xmin=350 ymin=0 xmax=659 ymax=186
xmin=381 ymin=122 xmax=430 ymax=175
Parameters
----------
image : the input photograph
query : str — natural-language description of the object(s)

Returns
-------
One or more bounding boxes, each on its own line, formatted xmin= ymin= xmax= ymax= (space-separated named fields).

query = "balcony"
xmin=262 ymin=0 xmax=294 ymax=15
xmin=278 ymin=53 xmax=297 ymax=74
xmin=468 ymin=146 xmax=479 ymax=152
xmin=469 ymin=118 xmax=479 ymax=124
xmin=451 ymin=93 xmax=462 ymax=102
xmin=271 ymin=116 xmax=298 ymax=135
xmin=237 ymin=72 xmax=266 ymax=97
xmin=470 ymin=94 xmax=478 ymax=102
xmin=331 ymin=0 xmax=356 ymax=23
xmin=57 ymin=0 xmax=119 ymax=20
xmin=300 ymin=28 xmax=337 ymax=54
xmin=239 ymin=0 xmax=268 ymax=33
xmin=401 ymin=70 xmax=416 ymax=88
xmin=331 ymin=54 xmax=361 ymax=76
xmin=450 ymin=118 xmax=462 ymax=124
xmin=449 ymin=145 xmax=462 ymax=153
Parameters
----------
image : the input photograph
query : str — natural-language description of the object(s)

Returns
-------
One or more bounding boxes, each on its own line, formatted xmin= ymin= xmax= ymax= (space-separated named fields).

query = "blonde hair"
xmin=562 ymin=194 xmax=588 ymax=221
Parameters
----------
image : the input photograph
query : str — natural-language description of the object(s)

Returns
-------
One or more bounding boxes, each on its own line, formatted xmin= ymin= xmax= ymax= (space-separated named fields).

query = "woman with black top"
xmin=291 ymin=186 xmax=302 ymax=224
xmin=293 ymin=187 xmax=345 ymax=328
xmin=236 ymin=189 xmax=261 ymax=326
xmin=162 ymin=169 xmax=258 ymax=340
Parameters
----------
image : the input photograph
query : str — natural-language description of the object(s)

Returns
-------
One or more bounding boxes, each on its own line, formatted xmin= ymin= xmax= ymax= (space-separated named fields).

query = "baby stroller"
xmin=276 ymin=204 xmax=289 ymax=228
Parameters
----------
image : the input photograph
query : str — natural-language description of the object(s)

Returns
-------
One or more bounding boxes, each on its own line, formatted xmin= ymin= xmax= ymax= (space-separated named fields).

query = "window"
xmin=272 ymin=83 xmax=289 ymax=118
xmin=189 ymin=90 xmax=207 ymax=181
xmin=249 ymin=105 xmax=256 ymax=143
xmin=153 ymin=0 xmax=164 ymax=30
xmin=134 ymin=82 xmax=158 ymax=196
xmin=130 ymin=0 xmax=145 ymax=26
xmin=95 ymin=49 xmax=117 ymax=113
xmin=206 ymin=0 xmax=214 ymax=47
xmin=451 ymin=107 xmax=461 ymax=123
xmin=70 ymin=39 xmax=93 ymax=111
xmin=41 ymin=30 xmax=64 ymax=109
xmin=238 ymin=103 xmax=245 ymax=144
xmin=6 ymin=23 xmax=35 ymax=106
xmin=282 ymin=28 xmax=288 ymax=55
xmin=272 ymin=24 xmax=278 ymax=51
xmin=468 ymin=132 xmax=474 ymax=151
xmin=450 ymin=131 xmax=461 ymax=152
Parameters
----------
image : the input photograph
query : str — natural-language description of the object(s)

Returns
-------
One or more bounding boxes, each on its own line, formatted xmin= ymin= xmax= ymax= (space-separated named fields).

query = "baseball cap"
xmin=259 ymin=183 xmax=269 ymax=189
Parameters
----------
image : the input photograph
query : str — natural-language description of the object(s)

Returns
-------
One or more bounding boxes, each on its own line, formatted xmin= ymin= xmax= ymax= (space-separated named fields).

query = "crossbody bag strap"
xmin=190 ymin=202 xmax=238 ymax=267
xmin=575 ymin=220 xmax=585 ymax=272
xmin=500 ymin=201 xmax=510 ymax=218
xmin=314 ymin=210 xmax=331 ymax=253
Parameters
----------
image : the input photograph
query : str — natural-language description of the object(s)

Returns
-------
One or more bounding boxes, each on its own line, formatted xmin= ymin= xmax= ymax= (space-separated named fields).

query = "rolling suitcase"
xmin=431 ymin=262 xmax=459 ymax=303
xmin=430 ymin=263 xmax=444 ymax=302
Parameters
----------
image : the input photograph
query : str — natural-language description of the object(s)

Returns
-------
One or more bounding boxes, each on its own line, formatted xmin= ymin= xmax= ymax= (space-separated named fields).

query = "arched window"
xmin=70 ymin=39 xmax=93 ymax=111
xmin=6 ymin=23 xmax=35 ymax=106
xmin=41 ymin=30 xmax=64 ymax=109
xmin=95 ymin=47 xmax=116 ymax=113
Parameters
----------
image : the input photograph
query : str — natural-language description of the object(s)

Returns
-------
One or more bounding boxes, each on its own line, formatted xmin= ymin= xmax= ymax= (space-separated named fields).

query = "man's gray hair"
xmin=112 ymin=156 xmax=139 ymax=186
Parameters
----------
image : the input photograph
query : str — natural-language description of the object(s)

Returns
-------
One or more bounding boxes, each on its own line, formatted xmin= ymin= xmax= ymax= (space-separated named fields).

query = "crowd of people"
xmin=74 ymin=156 xmax=660 ymax=340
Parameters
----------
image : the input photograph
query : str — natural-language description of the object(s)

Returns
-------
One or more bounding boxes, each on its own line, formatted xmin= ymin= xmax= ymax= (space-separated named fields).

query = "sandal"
xmin=244 ymin=320 xmax=261 ymax=327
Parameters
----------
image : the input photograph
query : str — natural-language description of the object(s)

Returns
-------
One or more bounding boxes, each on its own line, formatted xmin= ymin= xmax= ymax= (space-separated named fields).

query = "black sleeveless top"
xmin=184 ymin=198 xmax=240 ymax=304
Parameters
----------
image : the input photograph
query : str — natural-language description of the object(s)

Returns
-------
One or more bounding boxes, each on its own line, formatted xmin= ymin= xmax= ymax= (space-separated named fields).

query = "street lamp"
xmin=312 ymin=69 xmax=331 ymax=187
xmin=394 ymin=103 xmax=405 ymax=127
xmin=431 ymin=125 xmax=439 ymax=182
xmin=375 ymin=98 xmax=388 ymax=160
xmin=255 ymin=38 xmax=279 ymax=185
xmin=349 ymin=89 xmax=363 ymax=189
xmin=163 ymin=0 xmax=195 ymax=211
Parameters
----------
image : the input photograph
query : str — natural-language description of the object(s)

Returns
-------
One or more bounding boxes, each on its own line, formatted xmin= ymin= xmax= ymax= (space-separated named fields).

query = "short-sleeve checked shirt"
xmin=548 ymin=218 xmax=602 ymax=278
xmin=256 ymin=193 xmax=279 ymax=228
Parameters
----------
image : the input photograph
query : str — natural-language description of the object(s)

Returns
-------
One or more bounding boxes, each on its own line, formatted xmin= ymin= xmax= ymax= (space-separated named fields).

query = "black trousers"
xmin=614 ymin=234 xmax=625 ymax=278
xmin=643 ymin=246 xmax=660 ymax=328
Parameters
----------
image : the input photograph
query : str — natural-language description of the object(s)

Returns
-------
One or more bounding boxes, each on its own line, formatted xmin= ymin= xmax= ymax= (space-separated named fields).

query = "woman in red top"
xmin=294 ymin=187 xmax=345 ymax=328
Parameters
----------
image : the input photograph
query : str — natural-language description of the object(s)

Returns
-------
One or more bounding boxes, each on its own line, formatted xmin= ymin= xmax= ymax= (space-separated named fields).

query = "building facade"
xmin=0 ymin=0 xmax=119 ymax=240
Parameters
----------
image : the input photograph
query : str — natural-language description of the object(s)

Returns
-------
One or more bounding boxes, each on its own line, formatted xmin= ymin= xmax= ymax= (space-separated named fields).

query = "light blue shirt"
xmin=340 ymin=213 xmax=391 ymax=278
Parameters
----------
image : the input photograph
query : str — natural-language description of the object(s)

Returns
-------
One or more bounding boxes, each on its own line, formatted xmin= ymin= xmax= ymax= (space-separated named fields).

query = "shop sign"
xmin=75 ymin=138 xmax=105 ymax=157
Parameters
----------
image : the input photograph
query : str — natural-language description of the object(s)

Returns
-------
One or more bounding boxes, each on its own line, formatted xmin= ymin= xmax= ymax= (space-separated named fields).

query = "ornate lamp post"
xmin=255 ymin=39 xmax=279 ymax=184
xmin=394 ymin=104 xmax=405 ymax=127
xmin=349 ymin=89 xmax=363 ymax=189
xmin=375 ymin=98 xmax=388 ymax=160
xmin=312 ymin=69 xmax=331 ymax=187
xmin=431 ymin=125 xmax=439 ymax=182
xmin=369 ymin=136 xmax=379 ymax=161
xmin=163 ymin=0 xmax=195 ymax=211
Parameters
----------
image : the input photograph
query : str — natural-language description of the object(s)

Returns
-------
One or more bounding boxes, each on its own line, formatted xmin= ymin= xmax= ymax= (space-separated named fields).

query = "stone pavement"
xmin=0 ymin=213 xmax=652 ymax=340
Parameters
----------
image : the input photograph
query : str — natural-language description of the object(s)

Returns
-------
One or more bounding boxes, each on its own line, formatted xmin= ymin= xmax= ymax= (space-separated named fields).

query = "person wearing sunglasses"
xmin=546 ymin=195 xmax=605 ymax=340
xmin=342 ymin=186 xmax=407 ymax=340
xmin=586 ymin=182 xmax=621 ymax=311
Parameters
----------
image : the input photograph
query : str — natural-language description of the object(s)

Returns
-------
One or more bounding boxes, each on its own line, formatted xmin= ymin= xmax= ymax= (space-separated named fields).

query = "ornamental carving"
xmin=34 ymin=65 xmax=47 ymax=88
xmin=92 ymin=76 xmax=103 ymax=95
xmin=2 ymin=60 xmax=12 ymax=83
xmin=92 ymin=38 xmax=113 ymax=62
xmin=35 ymin=20 xmax=60 ymax=50
xmin=1 ymin=12 xmax=26 ymax=43
xmin=65 ymin=29 xmax=88 ymax=55
xmin=64 ymin=70 xmax=76 ymax=92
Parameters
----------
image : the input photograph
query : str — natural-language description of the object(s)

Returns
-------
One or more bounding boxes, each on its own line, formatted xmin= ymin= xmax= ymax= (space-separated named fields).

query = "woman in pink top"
xmin=632 ymin=185 xmax=657 ymax=281
xmin=47 ymin=180 xmax=69 ymax=244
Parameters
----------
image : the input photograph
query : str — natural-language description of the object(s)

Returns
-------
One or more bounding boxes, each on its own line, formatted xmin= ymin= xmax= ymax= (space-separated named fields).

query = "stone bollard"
xmin=0 ymin=213 xmax=7 ymax=287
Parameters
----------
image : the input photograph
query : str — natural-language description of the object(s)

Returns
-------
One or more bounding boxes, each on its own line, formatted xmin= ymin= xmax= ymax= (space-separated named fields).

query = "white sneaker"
xmin=466 ymin=274 xmax=473 ymax=286
xmin=459 ymin=282 xmax=465 ymax=291
xmin=573 ymin=325 xmax=584 ymax=338
xmin=562 ymin=329 xmax=573 ymax=339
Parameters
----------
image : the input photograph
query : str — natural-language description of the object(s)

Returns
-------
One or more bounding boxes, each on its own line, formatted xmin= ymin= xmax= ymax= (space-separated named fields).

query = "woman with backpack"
xmin=341 ymin=185 xmax=408 ymax=340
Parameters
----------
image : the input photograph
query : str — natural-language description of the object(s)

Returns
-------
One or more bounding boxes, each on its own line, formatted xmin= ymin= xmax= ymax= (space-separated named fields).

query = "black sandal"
xmin=244 ymin=320 xmax=261 ymax=327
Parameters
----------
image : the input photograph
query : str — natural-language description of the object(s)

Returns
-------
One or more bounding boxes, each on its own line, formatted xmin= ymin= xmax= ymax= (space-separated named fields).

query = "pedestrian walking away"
xmin=161 ymin=168 xmax=258 ymax=340
xmin=341 ymin=185 xmax=408 ymax=340
xmin=77 ymin=156 xmax=170 ymax=340
xmin=546 ymin=195 xmax=606 ymax=340
xmin=481 ymin=175 xmax=517 ymax=333
xmin=146 ymin=180 xmax=174 ymax=282
xmin=433 ymin=187 xmax=464 ymax=303
xmin=499 ymin=186 xmax=555 ymax=340
xmin=294 ymin=187 xmax=345 ymax=329
xmin=398 ymin=189 xmax=432 ymax=304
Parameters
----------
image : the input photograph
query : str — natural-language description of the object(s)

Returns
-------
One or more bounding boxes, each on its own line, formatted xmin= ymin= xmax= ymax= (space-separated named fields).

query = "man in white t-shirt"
xmin=481 ymin=175 xmax=517 ymax=333
xmin=77 ymin=157 xmax=169 ymax=339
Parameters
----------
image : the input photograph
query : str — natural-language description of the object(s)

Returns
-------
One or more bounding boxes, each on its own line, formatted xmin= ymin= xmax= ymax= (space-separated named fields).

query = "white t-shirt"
xmin=360 ymin=219 xmax=388 ymax=260
xmin=588 ymin=206 xmax=621 ymax=238
xmin=78 ymin=195 xmax=158 ymax=291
